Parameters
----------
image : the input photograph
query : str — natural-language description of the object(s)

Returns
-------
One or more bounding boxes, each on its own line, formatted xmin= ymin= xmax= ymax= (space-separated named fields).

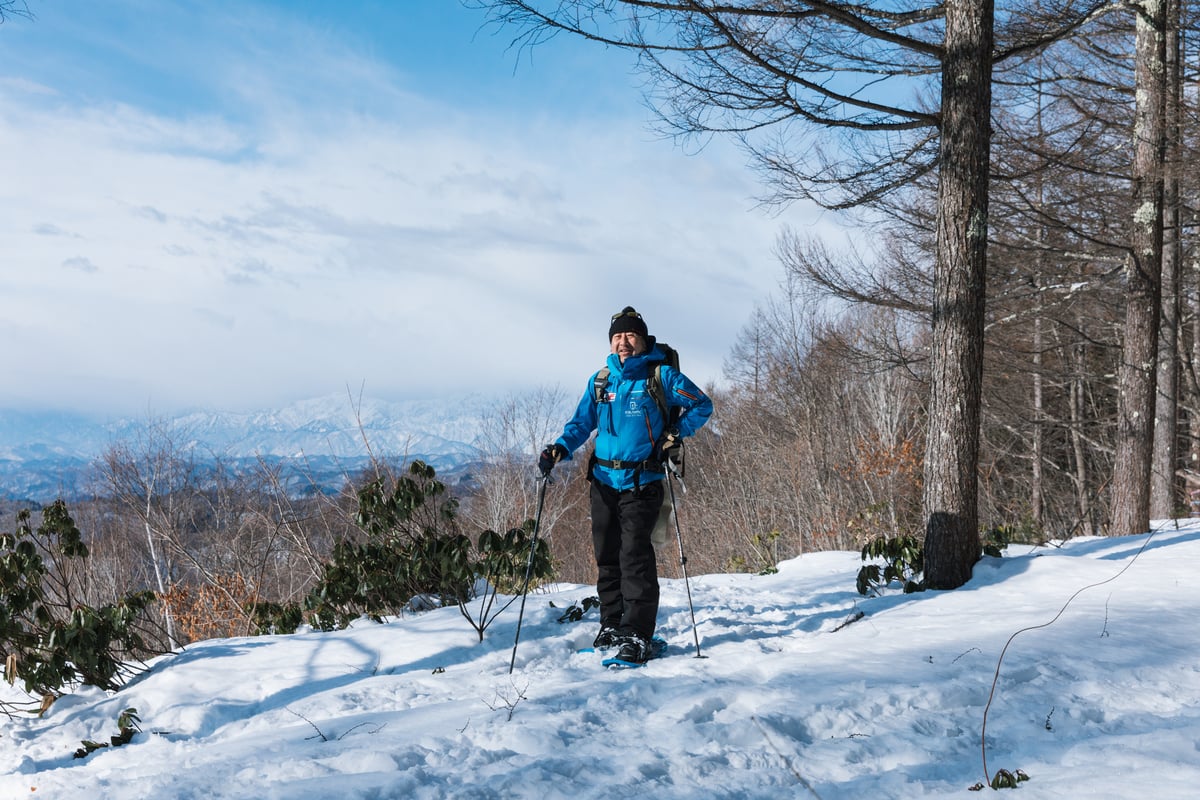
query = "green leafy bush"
xmin=856 ymin=534 xmax=925 ymax=596
xmin=982 ymin=525 xmax=1016 ymax=557
xmin=298 ymin=460 xmax=470 ymax=629
xmin=251 ymin=461 xmax=553 ymax=640
xmin=74 ymin=707 xmax=141 ymax=759
xmin=245 ymin=599 xmax=304 ymax=636
xmin=2 ymin=502 xmax=155 ymax=708
xmin=857 ymin=527 xmax=1009 ymax=597
xmin=553 ymin=596 xmax=600 ymax=624
xmin=460 ymin=521 xmax=552 ymax=640
xmin=971 ymin=768 xmax=1030 ymax=790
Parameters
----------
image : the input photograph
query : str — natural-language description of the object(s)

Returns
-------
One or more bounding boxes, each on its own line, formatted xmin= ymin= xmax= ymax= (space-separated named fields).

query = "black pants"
xmin=590 ymin=478 xmax=664 ymax=640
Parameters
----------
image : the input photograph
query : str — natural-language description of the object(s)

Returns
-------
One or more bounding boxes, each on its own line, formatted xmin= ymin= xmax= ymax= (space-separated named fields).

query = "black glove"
xmin=658 ymin=429 xmax=681 ymax=464
xmin=538 ymin=443 xmax=567 ymax=476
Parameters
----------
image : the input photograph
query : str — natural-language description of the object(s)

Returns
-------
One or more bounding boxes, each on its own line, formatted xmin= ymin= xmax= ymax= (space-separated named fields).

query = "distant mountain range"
xmin=0 ymin=395 xmax=495 ymax=504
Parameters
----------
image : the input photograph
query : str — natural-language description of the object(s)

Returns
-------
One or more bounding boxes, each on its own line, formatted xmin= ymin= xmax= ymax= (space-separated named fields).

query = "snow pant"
xmin=590 ymin=478 xmax=663 ymax=641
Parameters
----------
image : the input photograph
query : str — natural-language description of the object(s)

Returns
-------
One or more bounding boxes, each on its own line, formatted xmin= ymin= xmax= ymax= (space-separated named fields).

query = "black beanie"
xmin=609 ymin=306 xmax=649 ymax=340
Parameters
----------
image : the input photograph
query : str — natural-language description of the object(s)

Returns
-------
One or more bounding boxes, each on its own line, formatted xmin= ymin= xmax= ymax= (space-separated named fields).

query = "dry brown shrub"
xmin=159 ymin=574 xmax=259 ymax=643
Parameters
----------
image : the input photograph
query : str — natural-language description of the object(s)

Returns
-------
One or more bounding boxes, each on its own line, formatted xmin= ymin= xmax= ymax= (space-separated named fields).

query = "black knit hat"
xmin=608 ymin=306 xmax=648 ymax=340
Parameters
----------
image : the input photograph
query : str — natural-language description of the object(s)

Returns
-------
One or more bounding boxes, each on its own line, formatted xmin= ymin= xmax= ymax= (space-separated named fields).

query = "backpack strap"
xmin=593 ymin=366 xmax=611 ymax=405
xmin=647 ymin=365 xmax=667 ymax=420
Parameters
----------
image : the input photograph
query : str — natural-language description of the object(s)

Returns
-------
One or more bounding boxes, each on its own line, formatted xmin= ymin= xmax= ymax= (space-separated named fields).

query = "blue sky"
xmin=0 ymin=0 xmax=833 ymax=417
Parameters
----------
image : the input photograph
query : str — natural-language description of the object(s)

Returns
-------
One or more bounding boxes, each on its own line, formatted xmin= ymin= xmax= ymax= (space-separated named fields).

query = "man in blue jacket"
xmin=539 ymin=306 xmax=713 ymax=664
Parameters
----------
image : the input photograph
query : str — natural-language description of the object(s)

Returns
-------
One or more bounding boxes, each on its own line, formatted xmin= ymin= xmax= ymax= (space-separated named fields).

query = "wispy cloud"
xmin=32 ymin=222 xmax=78 ymax=237
xmin=61 ymin=256 xmax=98 ymax=273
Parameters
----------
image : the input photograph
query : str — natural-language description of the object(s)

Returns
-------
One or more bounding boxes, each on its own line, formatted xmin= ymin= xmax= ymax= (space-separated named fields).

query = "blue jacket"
xmin=556 ymin=344 xmax=713 ymax=492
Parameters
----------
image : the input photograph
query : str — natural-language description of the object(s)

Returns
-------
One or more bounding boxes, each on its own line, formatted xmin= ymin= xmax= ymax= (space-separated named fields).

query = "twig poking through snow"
xmin=831 ymin=611 xmax=864 ymax=632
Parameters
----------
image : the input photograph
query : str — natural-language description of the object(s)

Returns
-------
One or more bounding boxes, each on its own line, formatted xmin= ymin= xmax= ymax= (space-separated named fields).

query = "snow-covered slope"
xmin=2 ymin=524 xmax=1197 ymax=799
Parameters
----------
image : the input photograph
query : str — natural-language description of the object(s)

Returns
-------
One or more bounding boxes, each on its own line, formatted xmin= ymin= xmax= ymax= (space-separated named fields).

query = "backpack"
xmin=592 ymin=341 xmax=685 ymax=475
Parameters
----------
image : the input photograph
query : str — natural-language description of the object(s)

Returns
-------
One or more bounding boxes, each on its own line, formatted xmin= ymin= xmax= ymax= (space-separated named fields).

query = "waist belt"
xmin=587 ymin=454 xmax=664 ymax=494
xmin=593 ymin=457 xmax=664 ymax=473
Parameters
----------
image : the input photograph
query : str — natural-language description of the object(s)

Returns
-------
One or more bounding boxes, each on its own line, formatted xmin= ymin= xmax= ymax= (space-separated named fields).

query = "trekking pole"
xmin=665 ymin=462 xmax=706 ymax=659
xmin=509 ymin=472 xmax=551 ymax=674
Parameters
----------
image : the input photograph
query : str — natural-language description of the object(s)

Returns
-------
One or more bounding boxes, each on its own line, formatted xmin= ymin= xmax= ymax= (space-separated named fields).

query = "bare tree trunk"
xmin=1150 ymin=0 xmax=1182 ymax=519
xmin=922 ymin=0 xmax=994 ymax=589
xmin=142 ymin=492 xmax=178 ymax=650
xmin=101 ymin=440 xmax=181 ymax=650
xmin=1032 ymin=311 xmax=1046 ymax=531
xmin=1190 ymin=235 xmax=1200 ymax=505
xmin=1068 ymin=346 xmax=1095 ymax=535
xmin=1029 ymin=62 xmax=1050 ymax=535
xmin=1111 ymin=0 xmax=1167 ymax=536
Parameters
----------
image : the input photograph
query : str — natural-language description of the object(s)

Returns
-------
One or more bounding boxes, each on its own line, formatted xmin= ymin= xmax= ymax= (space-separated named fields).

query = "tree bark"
xmin=1110 ymin=0 xmax=1166 ymax=536
xmin=922 ymin=0 xmax=994 ymax=589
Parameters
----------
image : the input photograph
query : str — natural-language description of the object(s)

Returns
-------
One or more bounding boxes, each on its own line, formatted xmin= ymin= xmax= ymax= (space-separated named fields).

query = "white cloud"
xmin=0 ymin=5 xmax=842 ymax=416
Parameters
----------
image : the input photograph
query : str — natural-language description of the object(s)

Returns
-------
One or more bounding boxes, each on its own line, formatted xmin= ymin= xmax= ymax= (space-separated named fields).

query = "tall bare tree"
xmin=97 ymin=422 xmax=198 ymax=649
xmin=1149 ymin=0 xmax=1184 ymax=518
xmin=1110 ymin=0 xmax=1168 ymax=535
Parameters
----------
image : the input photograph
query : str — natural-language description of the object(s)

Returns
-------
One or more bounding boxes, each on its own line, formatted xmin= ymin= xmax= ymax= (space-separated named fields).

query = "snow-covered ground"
xmin=2 ymin=522 xmax=1197 ymax=799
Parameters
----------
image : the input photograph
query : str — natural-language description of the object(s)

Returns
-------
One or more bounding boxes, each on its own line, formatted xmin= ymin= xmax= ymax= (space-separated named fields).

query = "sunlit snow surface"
xmin=3 ymin=522 xmax=1197 ymax=799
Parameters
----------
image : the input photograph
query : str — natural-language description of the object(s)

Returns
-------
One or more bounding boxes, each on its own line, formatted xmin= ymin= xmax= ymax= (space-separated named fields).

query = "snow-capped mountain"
xmin=164 ymin=394 xmax=491 ymax=460
xmin=0 ymin=394 xmax=493 ymax=503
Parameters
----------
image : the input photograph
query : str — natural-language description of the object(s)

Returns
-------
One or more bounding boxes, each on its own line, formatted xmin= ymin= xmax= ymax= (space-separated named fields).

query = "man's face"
xmin=611 ymin=332 xmax=646 ymax=362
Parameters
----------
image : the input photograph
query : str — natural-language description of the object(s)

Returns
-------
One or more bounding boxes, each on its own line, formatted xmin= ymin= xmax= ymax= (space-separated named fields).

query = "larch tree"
xmin=1110 ymin=0 xmax=1167 ymax=535
xmin=1149 ymin=0 xmax=1183 ymax=519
